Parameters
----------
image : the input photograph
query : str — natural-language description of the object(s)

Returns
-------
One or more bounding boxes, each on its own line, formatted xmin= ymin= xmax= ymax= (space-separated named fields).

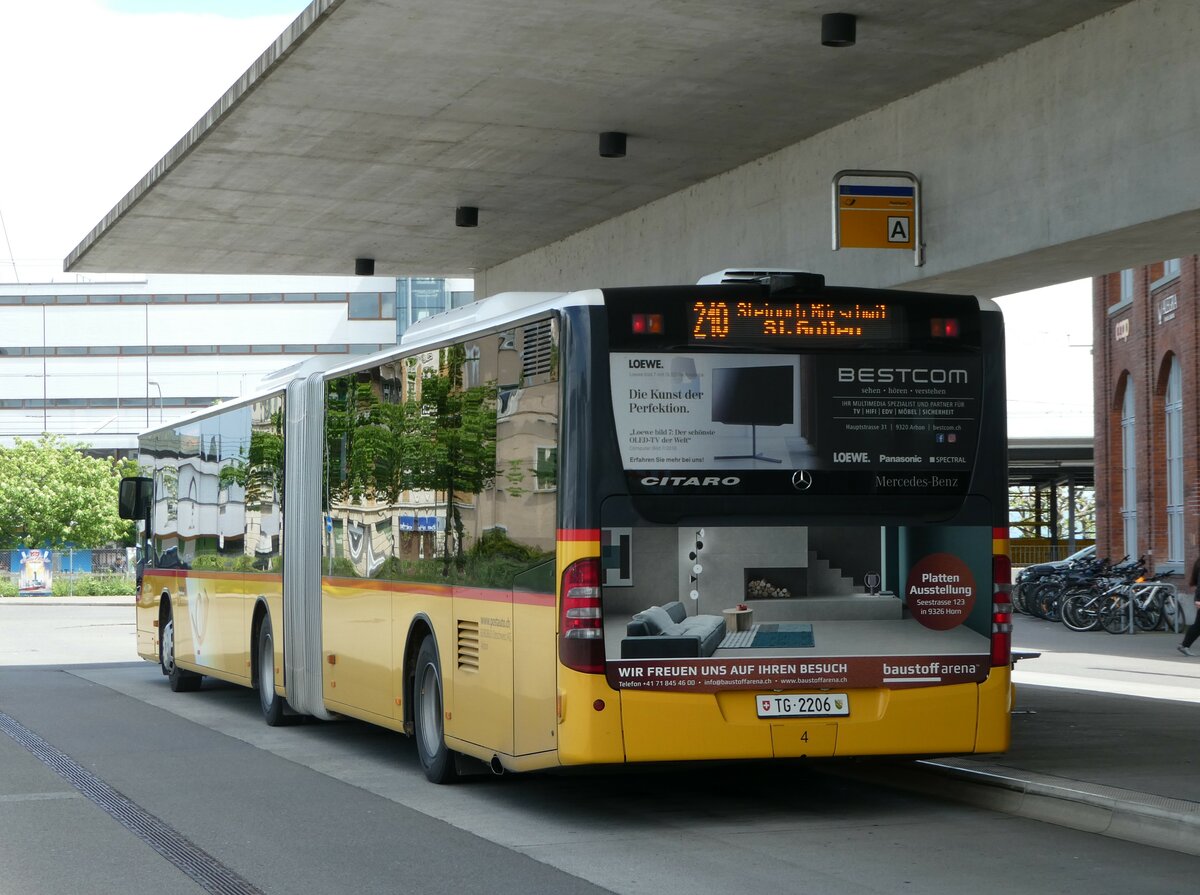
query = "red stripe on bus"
xmin=322 ymin=576 xmax=453 ymax=597
xmin=320 ymin=577 xmax=552 ymax=606
xmin=514 ymin=592 xmax=555 ymax=607
xmin=557 ymin=529 xmax=600 ymax=541
xmin=148 ymin=570 xmax=553 ymax=605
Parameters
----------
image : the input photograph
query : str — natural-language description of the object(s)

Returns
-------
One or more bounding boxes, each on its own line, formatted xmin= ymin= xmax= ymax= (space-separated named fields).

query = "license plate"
xmin=757 ymin=693 xmax=849 ymax=718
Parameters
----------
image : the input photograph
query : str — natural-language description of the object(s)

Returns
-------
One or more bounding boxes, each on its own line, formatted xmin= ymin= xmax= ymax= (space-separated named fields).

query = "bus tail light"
xmin=930 ymin=317 xmax=960 ymax=338
xmin=991 ymin=551 xmax=1013 ymax=667
xmin=631 ymin=313 xmax=664 ymax=335
xmin=560 ymin=558 xmax=605 ymax=674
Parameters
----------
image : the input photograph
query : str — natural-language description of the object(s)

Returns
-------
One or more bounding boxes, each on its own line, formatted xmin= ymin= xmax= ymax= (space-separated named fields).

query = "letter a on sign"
xmin=887 ymin=215 xmax=910 ymax=243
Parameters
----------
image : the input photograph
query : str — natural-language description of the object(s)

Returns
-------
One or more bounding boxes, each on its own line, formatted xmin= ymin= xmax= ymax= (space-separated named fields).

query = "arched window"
xmin=1120 ymin=382 xmax=1137 ymax=559
xmin=1165 ymin=358 xmax=1184 ymax=567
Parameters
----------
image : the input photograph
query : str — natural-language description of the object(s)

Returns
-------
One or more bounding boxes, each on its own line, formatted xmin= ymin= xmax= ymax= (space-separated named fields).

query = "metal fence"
xmin=1010 ymin=541 xmax=1095 ymax=567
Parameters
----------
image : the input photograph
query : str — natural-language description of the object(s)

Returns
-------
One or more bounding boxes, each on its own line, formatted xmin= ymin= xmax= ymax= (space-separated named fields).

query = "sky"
xmin=0 ymin=1 xmax=1094 ymax=438
xmin=994 ymin=281 xmax=1093 ymax=439
xmin=0 ymin=0 xmax=306 ymax=283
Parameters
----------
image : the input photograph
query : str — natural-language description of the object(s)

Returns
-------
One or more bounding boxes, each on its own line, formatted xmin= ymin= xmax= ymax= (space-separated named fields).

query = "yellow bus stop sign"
xmin=832 ymin=170 xmax=923 ymax=266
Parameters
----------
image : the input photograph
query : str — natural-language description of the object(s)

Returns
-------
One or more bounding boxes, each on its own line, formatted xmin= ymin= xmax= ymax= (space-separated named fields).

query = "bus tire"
xmin=160 ymin=602 xmax=201 ymax=693
xmin=256 ymin=614 xmax=288 ymax=726
xmin=413 ymin=637 xmax=457 ymax=784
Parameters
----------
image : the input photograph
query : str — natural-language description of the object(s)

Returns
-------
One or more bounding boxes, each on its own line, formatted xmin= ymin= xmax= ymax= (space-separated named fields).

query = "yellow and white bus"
xmin=119 ymin=269 xmax=1012 ymax=782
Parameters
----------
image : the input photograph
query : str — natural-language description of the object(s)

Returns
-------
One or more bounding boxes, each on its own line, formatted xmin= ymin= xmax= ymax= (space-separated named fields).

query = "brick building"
xmin=1094 ymin=258 xmax=1199 ymax=577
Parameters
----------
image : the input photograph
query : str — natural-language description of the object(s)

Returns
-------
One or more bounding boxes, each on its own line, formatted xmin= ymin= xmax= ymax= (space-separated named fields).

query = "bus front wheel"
xmin=413 ymin=637 xmax=457 ymax=784
xmin=160 ymin=602 xmax=201 ymax=693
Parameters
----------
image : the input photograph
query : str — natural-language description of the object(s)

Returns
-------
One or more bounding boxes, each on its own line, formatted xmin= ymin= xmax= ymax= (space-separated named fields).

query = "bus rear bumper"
xmin=614 ymin=672 xmax=1011 ymax=762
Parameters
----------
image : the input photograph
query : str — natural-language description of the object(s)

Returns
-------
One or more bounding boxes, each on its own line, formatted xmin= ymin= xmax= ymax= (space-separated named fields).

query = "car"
xmin=1015 ymin=544 xmax=1096 ymax=584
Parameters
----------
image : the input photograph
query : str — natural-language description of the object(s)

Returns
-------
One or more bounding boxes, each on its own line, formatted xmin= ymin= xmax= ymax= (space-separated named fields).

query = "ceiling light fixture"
xmin=599 ymin=131 xmax=627 ymax=158
xmin=354 ymin=257 xmax=375 ymax=276
xmin=821 ymin=12 xmax=856 ymax=47
xmin=455 ymin=206 xmax=479 ymax=228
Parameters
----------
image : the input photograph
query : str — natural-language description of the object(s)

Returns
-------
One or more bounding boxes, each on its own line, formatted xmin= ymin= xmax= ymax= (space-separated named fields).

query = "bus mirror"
xmin=118 ymin=476 xmax=153 ymax=520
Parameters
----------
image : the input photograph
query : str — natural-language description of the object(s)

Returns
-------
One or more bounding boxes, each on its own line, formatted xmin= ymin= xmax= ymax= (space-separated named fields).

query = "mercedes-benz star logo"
xmin=791 ymin=470 xmax=813 ymax=491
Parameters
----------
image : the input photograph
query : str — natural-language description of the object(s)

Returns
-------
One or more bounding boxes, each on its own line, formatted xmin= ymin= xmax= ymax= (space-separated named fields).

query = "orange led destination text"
xmin=691 ymin=300 xmax=890 ymax=340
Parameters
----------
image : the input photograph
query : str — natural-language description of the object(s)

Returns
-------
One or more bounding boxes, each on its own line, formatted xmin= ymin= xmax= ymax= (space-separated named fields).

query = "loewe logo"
xmin=833 ymin=452 xmax=869 ymax=462
xmin=628 ymin=359 xmax=663 ymax=368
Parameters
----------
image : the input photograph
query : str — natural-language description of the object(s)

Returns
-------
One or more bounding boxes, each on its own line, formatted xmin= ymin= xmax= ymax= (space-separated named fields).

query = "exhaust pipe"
xmin=489 ymin=755 xmax=505 ymax=776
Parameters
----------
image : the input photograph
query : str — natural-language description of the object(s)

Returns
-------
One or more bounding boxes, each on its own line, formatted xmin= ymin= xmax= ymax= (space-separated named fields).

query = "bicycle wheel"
xmin=1134 ymin=597 xmax=1161 ymax=631
xmin=1099 ymin=595 xmax=1131 ymax=634
xmin=1038 ymin=585 xmax=1062 ymax=622
xmin=1011 ymin=582 xmax=1030 ymax=616
xmin=1162 ymin=594 xmax=1185 ymax=633
xmin=1060 ymin=593 xmax=1100 ymax=632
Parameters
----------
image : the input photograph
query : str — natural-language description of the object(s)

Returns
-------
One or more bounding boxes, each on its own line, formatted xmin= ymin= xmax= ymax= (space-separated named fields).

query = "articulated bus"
xmin=119 ymin=269 xmax=1012 ymax=782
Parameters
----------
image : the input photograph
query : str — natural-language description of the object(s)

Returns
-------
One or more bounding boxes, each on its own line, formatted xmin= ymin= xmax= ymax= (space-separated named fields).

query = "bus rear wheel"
xmin=160 ymin=603 xmax=201 ymax=692
xmin=256 ymin=615 xmax=289 ymax=726
xmin=413 ymin=637 xmax=457 ymax=784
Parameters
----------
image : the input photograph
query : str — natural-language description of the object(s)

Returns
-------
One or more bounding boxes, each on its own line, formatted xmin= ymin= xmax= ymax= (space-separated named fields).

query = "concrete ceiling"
xmin=65 ymin=0 xmax=1128 ymax=278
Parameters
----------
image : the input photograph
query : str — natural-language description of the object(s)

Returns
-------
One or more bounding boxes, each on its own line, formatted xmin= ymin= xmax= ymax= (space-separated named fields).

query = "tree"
xmin=1009 ymin=484 xmax=1096 ymax=541
xmin=410 ymin=346 xmax=498 ymax=574
xmin=0 ymin=435 xmax=139 ymax=548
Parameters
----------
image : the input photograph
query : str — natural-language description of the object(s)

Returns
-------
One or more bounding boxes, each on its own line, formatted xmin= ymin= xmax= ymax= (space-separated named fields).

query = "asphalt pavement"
xmin=3 ymin=595 xmax=1199 ymax=860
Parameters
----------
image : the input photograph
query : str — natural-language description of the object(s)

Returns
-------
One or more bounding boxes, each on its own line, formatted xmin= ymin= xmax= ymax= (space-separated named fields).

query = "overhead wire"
xmin=0 ymin=199 xmax=19 ymax=283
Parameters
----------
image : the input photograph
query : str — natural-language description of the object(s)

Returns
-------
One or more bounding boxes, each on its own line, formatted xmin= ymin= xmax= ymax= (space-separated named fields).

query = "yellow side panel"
xmin=163 ymin=572 xmax=247 ymax=682
xmin=556 ymin=667 xmax=625 ymax=766
xmin=323 ymin=581 xmax=394 ymax=719
xmin=198 ymin=577 xmax=247 ymax=679
xmin=974 ymin=667 xmax=1013 ymax=753
xmin=513 ymin=600 xmax=557 ymax=755
xmin=136 ymin=574 xmax=166 ymax=662
xmin=452 ymin=593 xmax=514 ymax=755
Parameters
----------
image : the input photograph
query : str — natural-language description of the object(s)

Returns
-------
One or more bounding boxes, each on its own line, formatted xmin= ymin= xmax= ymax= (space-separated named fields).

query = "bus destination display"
xmin=689 ymin=299 xmax=900 ymax=344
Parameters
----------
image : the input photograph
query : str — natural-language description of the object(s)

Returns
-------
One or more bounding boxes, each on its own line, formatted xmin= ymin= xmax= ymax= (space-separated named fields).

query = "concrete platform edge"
xmin=834 ymin=759 xmax=1200 ymax=857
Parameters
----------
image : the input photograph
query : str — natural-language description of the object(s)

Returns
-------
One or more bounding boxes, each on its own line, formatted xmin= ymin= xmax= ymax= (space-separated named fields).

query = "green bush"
xmin=50 ymin=574 xmax=136 ymax=596
xmin=327 ymin=557 xmax=358 ymax=578
xmin=0 ymin=578 xmax=17 ymax=597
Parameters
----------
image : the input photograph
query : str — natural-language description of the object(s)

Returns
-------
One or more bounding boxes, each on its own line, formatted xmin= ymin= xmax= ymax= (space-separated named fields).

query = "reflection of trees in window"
xmin=218 ymin=408 xmax=284 ymax=512
xmin=325 ymin=346 xmax=499 ymax=577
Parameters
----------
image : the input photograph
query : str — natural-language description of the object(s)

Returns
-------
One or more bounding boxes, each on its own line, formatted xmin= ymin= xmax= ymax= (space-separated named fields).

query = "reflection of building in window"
xmin=139 ymin=395 xmax=282 ymax=570
xmin=534 ymin=446 xmax=557 ymax=492
xmin=465 ymin=345 xmax=481 ymax=387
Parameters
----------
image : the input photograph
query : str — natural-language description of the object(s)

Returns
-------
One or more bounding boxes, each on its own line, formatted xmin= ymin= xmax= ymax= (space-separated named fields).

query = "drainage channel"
xmin=0 ymin=710 xmax=264 ymax=895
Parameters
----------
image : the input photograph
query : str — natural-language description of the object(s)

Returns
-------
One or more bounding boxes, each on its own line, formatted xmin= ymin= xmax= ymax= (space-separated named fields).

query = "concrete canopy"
xmin=66 ymin=0 xmax=1126 ymax=279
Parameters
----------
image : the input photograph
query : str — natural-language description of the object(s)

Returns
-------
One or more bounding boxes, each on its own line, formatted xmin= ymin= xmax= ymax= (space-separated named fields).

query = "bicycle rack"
xmin=1123 ymin=582 xmax=1181 ymax=634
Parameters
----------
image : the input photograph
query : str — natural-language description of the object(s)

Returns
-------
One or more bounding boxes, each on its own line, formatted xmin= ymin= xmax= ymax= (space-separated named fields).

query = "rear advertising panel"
xmin=599 ymin=285 xmax=994 ymax=699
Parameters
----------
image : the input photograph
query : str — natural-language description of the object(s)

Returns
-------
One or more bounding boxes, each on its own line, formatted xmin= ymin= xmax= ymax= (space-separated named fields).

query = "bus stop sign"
xmin=832 ymin=170 xmax=923 ymax=266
